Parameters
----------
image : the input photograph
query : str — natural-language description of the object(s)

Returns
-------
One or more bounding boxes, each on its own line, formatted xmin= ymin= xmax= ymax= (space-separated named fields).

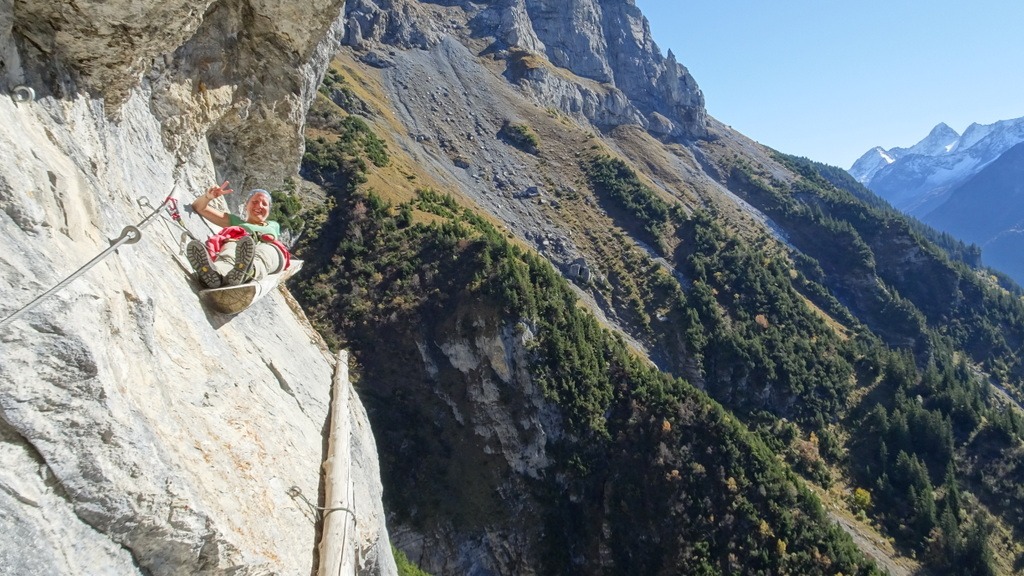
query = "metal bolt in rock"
xmin=11 ymin=85 xmax=35 ymax=103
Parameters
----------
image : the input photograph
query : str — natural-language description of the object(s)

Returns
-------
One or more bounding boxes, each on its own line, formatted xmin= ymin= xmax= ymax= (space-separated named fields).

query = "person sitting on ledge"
xmin=186 ymin=181 xmax=290 ymax=289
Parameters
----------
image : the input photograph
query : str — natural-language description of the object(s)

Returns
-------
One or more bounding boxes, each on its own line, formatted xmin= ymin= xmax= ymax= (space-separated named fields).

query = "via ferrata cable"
xmin=0 ymin=194 xmax=175 ymax=328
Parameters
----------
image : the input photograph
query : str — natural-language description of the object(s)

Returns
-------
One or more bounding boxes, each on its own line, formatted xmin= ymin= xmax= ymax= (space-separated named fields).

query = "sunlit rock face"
xmin=341 ymin=0 xmax=707 ymax=140
xmin=0 ymin=1 xmax=396 ymax=574
xmin=7 ymin=0 xmax=347 ymax=189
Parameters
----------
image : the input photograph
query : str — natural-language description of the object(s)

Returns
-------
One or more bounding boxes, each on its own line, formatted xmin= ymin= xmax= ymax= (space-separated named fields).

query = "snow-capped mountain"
xmin=848 ymin=116 xmax=1024 ymax=285
xmin=848 ymin=123 xmax=959 ymax=186
xmin=849 ymin=117 xmax=1024 ymax=217
xmin=847 ymin=146 xmax=895 ymax=186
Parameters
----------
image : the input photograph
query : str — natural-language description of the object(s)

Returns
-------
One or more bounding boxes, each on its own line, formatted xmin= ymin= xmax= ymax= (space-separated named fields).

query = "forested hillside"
xmin=275 ymin=47 xmax=1024 ymax=575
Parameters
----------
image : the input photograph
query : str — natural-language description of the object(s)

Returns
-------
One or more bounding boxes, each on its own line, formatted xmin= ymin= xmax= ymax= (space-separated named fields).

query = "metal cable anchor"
xmin=11 ymin=85 xmax=35 ymax=103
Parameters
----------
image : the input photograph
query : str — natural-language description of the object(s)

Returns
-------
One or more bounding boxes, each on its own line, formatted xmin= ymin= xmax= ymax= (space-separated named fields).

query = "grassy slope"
xmin=290 ymin=48 xmax=1024 ymax=574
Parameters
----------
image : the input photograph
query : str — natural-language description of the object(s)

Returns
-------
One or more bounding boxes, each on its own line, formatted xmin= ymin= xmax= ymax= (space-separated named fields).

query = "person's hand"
xmin=206 ymin=181 xmax=234 ymax=199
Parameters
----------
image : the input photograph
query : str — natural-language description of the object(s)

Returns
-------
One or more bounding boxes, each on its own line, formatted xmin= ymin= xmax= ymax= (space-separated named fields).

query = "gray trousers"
xmin=215 ymin=240 xmax=284 ymax=281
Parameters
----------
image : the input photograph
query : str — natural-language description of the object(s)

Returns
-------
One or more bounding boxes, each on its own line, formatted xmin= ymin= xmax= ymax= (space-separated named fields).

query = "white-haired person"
xmin=187 ymin=181 xmax=291 ymax=288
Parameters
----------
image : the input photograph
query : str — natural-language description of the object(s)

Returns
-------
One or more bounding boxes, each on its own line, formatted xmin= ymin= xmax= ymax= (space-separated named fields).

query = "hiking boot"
xmin=186 ymin=240 xmax=222 ymax=288
xmin=222 ymin=235 xmax=255 ymax=286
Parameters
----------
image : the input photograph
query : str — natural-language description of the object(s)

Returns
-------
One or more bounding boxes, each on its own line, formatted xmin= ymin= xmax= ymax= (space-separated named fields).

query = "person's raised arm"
xmin=192 ymin=181 xmax=234 ymax=228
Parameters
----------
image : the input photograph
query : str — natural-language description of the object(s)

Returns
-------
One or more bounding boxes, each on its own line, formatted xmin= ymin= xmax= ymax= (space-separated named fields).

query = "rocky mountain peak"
xmin=906 ymin=121 xmax=959 ymax=156
xmin=849 ymin=122 xmax=959 ymax=183
xmin=341 ymin=0 xmax=707 ymax=140
xmin=848 ymin=145 xmax=896 ymax=183
xmin=851 ymin=116 xmax=1024 ymax=216
xmin=958 ymin=117 xmax=1024 ymax=155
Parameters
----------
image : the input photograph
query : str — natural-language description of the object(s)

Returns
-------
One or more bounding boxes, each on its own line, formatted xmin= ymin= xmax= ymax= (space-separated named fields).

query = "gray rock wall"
xmin=342 ymin=0 xmax=706 ymax=140
xmin=0 ymin=2 xmax=396 ymax=575
xmin=510 ymin=0 xmax=707 ymax=138
xmin=7 ymin=0 xmax=347 ymax=190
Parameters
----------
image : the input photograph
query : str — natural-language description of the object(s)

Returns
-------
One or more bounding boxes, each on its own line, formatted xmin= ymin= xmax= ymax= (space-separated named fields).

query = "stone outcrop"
xmin=502 ymin=47 xmax=650 ymax=130
xmin=513 ymin=0 xmax=705 ymax=139
xmin=341 ymin=0 xmax=707 ymax=140
xmin=0 ymin=2 xmax=396 ymax=574
xmin=7 ymin=0 xmax=347 ymax=190
xmin=370 ymin=310 xmax=560 ymax=576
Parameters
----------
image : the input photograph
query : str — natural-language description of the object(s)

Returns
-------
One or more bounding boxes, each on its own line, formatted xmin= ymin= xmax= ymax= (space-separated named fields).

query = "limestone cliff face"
xmin=0 ymin=2 xmax=395 ymax=575
xmin=341 ymin=0 xmax=706 ymax=140
xmin=514 ymin=0 xmax=705 ymax=139
xmin=7 ymin=0 xmax=346 ymax=190
xmin=362 ymin=308 xmax=561 ymax=576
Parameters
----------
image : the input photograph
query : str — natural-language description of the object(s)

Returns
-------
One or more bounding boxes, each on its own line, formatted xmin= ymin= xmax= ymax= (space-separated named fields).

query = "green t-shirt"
xmin=229 ymin=214 xmax=281 ymax=239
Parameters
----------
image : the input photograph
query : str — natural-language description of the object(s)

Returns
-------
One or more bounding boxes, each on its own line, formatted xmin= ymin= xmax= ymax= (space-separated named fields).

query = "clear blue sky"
xmin=633 ymin=1 xmax=1024 ymax=169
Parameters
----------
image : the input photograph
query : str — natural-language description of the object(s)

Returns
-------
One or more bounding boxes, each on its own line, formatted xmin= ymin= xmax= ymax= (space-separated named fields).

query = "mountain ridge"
xmin=850 ymin=117 xmax=1024 ymax=214
xmin=3 ymin=0 xmax=1024 ymax=574
xmin=850 ymin=116 xmax=1024 ymax=285
xmin=924 ymin=141 xmax=1024 ymax=282
xmin=294 ymin=11 xmax=1024 ymax=572
xmin=341 ymin=0 xmax=707 ymax=141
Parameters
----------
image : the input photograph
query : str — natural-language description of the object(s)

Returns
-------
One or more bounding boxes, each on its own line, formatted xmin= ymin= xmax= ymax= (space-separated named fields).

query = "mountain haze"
xmin=3 ymin=1 xmax=1024 ymax=575
xmin=924 ymin=142 xmax=1024 ymax=284
xmin=851 ymin=116 xmax=1024 ymax=285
